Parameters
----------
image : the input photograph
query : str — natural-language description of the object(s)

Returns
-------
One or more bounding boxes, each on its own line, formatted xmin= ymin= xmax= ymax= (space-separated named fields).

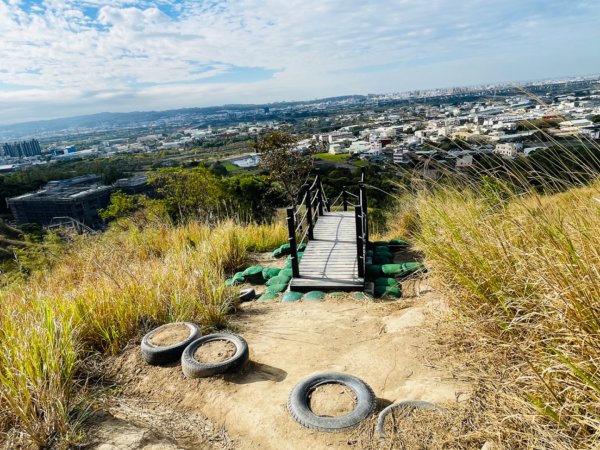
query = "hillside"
xmin=0 ymin=177 xmax=598 ymax=449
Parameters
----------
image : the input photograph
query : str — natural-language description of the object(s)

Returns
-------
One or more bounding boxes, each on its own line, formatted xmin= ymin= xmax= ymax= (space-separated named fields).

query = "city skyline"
xmin=1 ymin=0 xmax=600 ymax=125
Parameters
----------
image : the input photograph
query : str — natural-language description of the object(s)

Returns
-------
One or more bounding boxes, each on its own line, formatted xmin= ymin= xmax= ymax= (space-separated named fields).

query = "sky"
xmin=0 ymin=0 xmax=599 ymax=125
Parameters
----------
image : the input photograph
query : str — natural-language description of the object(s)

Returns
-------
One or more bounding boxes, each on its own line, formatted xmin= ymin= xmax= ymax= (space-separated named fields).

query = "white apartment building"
xmin=328 ymin=143 xmax=347 ymax=155
xmin=348 ymin=141 xmax=370 ymax=154
xmin=455 ymin=154 xmax=473 ymax=169
xmin=494 ymin=143 xmax=523 ymax=158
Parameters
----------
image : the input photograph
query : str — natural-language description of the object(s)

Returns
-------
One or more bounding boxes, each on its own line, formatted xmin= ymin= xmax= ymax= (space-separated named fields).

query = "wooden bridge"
xmin=287 ymin=170 xmax=369 ymax=292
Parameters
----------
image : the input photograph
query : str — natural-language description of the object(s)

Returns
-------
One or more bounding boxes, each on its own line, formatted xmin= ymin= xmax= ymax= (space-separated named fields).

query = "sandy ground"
xmin=91 ymin=283 xmax=470 ymax=450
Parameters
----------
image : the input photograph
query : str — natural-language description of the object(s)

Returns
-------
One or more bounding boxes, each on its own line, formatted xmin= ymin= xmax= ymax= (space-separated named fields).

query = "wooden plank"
xmin=291 ymin=210 xmax=363 ymax=291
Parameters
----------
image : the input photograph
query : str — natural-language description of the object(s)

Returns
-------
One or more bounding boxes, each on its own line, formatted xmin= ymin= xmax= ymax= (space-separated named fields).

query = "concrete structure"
xmin=559 ymin=119 xmax=593 ymax=129
xmin=494 ymin=143 xmax=523 ymax=158
xmin=2 ymin=139 xmax=41 ymax=158
xmin=328 ymin=143 xmax=347 ymax=155
xmin=7 ymin=175 xmax=148 ymax=228
xmin=348 ymin=141 xmax=370 ymax=154
xmin=455 ymin=154 xmax=474 ymax=169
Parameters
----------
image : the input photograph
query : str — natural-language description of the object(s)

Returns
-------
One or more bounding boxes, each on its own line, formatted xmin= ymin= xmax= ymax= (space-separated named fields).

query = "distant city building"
xmin=494 ymin=143 xmax=523 ymax=158
xmin=1 ymin=139 xmax=42 ymax=158
xmin=7 ymin=175 xmax=148 ymax=228
xmin=455 ymin=154 xmax=474 ymax=169
xmin=559 ymin=119 xmax=593 ymax=129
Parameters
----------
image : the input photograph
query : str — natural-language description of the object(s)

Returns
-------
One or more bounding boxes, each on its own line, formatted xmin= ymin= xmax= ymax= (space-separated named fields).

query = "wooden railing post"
xmin=359 ymin=181 xmax=369 ymax=247
xmin=342 ymin=186 xmax=348 ymax=212
xmin=286 ymin=207 xmax=300 ymax=278
xmin=354 ymin=205 xmax=365 ymax=278
xmin=303 ymin=184 xmax=314 ymax=240
xmin=316 ymin=175 xmax=325 ymax=216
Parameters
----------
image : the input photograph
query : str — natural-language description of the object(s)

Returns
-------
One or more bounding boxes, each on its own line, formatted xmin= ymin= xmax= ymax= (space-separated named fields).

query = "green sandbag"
xmin=226 ymin=272 xmax=245 ymax=286
xmin=374 ymin=285 xmax=402 ymax=298
xmin=258 ymin=292 xmax=279 ymax=302
xmin=382 ymin=262 xmax=425 ymax=277
xmin=381 ymin=264 xmax=403 ymax=276
xmin=266 ymin=275 xmax=291 ymax=286
xmin=243 ymin=266 xmax=265 ymax=283
xmin=373 ymin=240 xmax=388 ymax=246
xmin=262 ymin=267 xmax=281 ymax=280
xmin=373 ymin=250 xmax=393 ymax=258
xmin=271 ymin=243 xmax=291 ymax=258
xmin=403 ymin=262 xmax=425 ymax=272
xmin=303 ymin=291 xmax=326 ymax=301
xmin=297 ymin=244 xmax=307 ymax=252
xmin=282 ymin=291 xmax=303 ymax=302
xmin=280 ymin=268 xmax=293 ymax=278
xmin=375 ymin=277 xmax=398 ymax=287
xmin=366 ymin=250 xmax=374 ymax=257
xmin=372 ymin=256 xmax=392 ymax=265
xmin=234 ymin=271 xmax=245 ymax=280
xmin=266 ymin=283 xmax=288 ymax=294
xmin=389 ymin=239 xmax=408 ymax=246
xmin=366 ymin=264 xmax=383 ymax=277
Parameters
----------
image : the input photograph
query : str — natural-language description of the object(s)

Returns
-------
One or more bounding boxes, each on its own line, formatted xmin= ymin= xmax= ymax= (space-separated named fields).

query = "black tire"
xmin=181 ymin=333 xmax=249 ymax=378
xmin=377 ymin=400 xmax=438 ymax=439
xmin=141 ymin=322 xmax=201 ymax=366
xmin=288 ymin=372 xmax=376 ymax=432
xmin=239 ymin=288 xmax=255 ymax=302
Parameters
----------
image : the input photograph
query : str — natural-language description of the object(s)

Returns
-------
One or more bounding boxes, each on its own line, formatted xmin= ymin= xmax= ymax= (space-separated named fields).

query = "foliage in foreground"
xmin=0 ymin=218 xmax=286 ymax=448
xmin=389 ymin=178 xmax=600 ymax=449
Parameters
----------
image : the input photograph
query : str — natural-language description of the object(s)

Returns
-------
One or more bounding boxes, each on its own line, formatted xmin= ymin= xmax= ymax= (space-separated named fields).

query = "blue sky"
xmin=0 ymin=0 xmax=599 ymax=124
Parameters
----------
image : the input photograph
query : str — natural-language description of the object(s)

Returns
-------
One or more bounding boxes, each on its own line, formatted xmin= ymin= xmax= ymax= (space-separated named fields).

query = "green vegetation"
xmin=255 ymin=131 xmax=315 ymax=204
xmin=0 ymin=217 xmax=287 ymax=448
xmin=314 ymin=152 xmax=350 ymax=162
xmin=382 ymin=149 xmax=600 ymax=448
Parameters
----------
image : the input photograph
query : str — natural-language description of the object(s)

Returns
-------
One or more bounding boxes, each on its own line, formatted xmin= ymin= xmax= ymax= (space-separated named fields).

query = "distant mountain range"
xmin=0 ymin=96 xmax=367 ymax=141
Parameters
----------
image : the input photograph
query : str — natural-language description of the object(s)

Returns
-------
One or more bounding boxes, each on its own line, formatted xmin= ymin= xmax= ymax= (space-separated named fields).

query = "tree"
xmin=254 ymin=131 xmax=315 ymax=205
xmin=150 ymin=167 xmax=226 ymax=222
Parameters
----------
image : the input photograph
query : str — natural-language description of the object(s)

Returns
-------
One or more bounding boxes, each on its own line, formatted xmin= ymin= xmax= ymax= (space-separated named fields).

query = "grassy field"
xmin=0 ymin=217 xmax=287 ymax=448
xmin=383 ymin=176 xmax=600 ymax=449
xmin=314 ymin=152 xmax=350 ymax=162
xmin=221 ymin=161 xmax=241 ymax=173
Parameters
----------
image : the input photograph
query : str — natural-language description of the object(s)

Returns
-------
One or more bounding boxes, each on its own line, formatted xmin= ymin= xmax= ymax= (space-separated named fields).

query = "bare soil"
xmin=309 ymin=383 xmax=357 ymax=417
xmin=149 ymin=324 xmax=190 ymax=346
xmin=194 ymin=340 xmax=237 ymax=363
xmin=96 ymin=286 xmax=471 ymax=449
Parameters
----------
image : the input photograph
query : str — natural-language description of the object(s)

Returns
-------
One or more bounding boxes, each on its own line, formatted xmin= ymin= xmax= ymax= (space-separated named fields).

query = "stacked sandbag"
xmin=271 ymin=243 xmax=306 ymax=258
xmin=373 ymin=277 xmax=402 ymax=298
xmin=381 ymin=262 xmax=425 ymax=278
xmin=242 ymin=266 xmax=266 ymax=284
xmin=225 ymin=271 xmax=246 ymax=286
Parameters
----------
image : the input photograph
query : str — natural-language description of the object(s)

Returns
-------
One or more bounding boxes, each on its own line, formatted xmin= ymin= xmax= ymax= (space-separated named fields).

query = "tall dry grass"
xmin=393 ymin=171 xmax=600 ymax=447
xmin=0 ymin=218 xmax=286 ymax=448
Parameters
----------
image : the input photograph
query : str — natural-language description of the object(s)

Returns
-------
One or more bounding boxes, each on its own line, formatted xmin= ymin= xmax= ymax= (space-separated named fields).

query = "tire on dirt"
xmin=239 ymin=288 xmax=255 ymax=302
xmin=288 ymin=372 xmax=376 ymax=432
xmin=376 ymin=400 xmax=438 ymax=439
xmin=141 ymin=322 xmax=202 ymax=366
xmin=181 ymin=332 xmax=249 ymax=378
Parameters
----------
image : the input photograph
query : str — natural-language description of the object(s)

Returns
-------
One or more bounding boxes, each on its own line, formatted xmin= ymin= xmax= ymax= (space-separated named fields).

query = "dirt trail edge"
xmin=98 ymin=288 xmax=469 ymax=449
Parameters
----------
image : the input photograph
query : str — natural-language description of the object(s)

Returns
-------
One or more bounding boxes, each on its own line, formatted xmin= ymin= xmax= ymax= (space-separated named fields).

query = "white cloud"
xmin=0 ymin=0 xmax=599 ymax=123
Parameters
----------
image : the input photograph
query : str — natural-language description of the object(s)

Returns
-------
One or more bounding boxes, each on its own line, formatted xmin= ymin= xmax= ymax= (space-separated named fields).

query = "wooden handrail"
xmin=286 ymin=170 xmax=369 ymax=280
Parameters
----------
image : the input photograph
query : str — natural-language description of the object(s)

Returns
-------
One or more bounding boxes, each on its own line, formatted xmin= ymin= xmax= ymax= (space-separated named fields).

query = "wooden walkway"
xmin=289 ymin=211 xmax=364 ymax=291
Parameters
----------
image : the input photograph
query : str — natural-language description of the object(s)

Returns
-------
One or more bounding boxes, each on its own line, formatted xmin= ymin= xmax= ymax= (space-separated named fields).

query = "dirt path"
xmin=95 ymin=286 xmax=469 ymax=449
